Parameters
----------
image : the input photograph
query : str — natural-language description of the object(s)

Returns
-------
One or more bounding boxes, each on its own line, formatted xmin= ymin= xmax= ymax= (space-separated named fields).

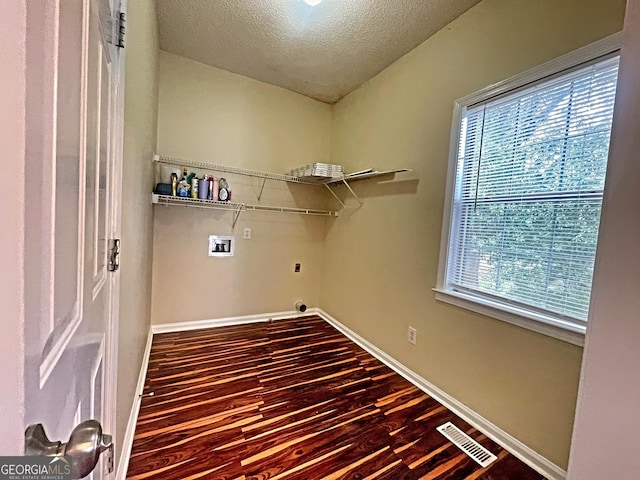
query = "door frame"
xmin=0 ymin=0 xmax=28 ymax=455
xmin=567 ymin=0 xmax=640 ymax=477
xmin=104 ymin=0 xmax=127 ymax=454
xmin=103 ymin=0 xmax=127 ymax=454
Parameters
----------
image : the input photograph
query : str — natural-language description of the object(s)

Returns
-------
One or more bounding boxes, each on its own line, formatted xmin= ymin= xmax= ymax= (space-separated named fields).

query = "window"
xmin=436 ymin=37 xmax=620 ymax=344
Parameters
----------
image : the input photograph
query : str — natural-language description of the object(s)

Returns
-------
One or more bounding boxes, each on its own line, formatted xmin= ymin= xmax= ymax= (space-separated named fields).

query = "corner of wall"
xmin=116 ymin=0 xmax=160 ymax=467
xmin=150 ymin=51 xmax=333 ymax=324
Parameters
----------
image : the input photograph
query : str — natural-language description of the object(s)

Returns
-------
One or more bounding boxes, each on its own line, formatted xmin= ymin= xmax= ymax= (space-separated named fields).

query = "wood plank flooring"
xmin=126 ymin=315 xmax=546 ymax=480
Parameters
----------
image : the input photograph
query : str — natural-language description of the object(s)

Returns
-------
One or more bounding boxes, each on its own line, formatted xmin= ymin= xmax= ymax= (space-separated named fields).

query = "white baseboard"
xmin=115 ymin=329 xmax=154 ymax=480
xmin=119 ymin=308 xmax=565 ymax=480
xmin=150 ymin=309 xmax=302 ymax=334
xmin=313 ymin=308 xmax=566 ymax=480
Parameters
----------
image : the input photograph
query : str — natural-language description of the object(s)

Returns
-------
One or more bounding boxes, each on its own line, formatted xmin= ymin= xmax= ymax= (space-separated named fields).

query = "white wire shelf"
xmin=153 ymin=154 xmax=412 ymax=187
xmin=153 ymin=154 xmax=323 ymax=185
xmin=153 ymin=154 xmax=412 ymax=210
xmin=152 ymin=194 xmax=244 ymax=211
xmin=323 ymin=168 xmax=412 ymax=184
xmin=151 ymin=194 xmax=336 ymax=227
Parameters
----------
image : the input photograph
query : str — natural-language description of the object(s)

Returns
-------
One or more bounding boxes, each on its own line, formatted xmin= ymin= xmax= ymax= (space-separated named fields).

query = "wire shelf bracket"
xmin=231 ymin=205 xmax=242 ymax=229
xmin=323 ymin=184 xmax=346 ymax=208
xmin=257 ymin=178 xmax=267 ymax=201
xmin=340 ymin=178 xmax=364 ymax=207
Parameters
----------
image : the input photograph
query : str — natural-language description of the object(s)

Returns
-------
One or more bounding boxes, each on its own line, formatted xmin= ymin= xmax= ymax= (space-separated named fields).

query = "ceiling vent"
xmin=437 ymin=422 xmax=498 ymax=468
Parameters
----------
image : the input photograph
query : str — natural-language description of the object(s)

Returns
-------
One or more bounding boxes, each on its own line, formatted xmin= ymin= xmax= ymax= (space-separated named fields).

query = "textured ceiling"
xmin=156 ymin=0 xmax=482 ymax=104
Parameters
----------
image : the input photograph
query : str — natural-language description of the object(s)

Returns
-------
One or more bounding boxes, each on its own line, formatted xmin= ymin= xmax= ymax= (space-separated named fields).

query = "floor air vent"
xmin=437 ymin=422 xmax=498 ymax=468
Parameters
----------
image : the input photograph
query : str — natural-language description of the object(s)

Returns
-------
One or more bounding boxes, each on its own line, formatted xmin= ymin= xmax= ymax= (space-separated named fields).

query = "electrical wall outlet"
xmin=408 ymin=326 xmax=417 ymax=345
xmin=243 ymin=227 xmax=251 ymax=239
xmin=295 ymin=263 xmax=301 ymax=273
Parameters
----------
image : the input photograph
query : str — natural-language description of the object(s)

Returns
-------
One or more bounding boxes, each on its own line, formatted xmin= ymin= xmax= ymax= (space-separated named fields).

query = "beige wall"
xmin=321 ymin=0 xmax=625 ymax=469
xmin=151 ymin=51 xmax=332 ymax=324
xmin=568 ymin=1 xmax=640 ymax=477
xmin=117 ymin=0 xmax=159 ymax=463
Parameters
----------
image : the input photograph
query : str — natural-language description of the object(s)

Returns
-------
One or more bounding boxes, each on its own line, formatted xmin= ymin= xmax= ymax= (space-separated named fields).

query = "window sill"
xmin=433 ymin=288 xmax=586 ymax=347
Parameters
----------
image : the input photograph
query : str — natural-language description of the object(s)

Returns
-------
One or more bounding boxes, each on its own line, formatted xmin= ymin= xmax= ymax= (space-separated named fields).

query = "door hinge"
xmin=104 ymin=442 xmax=114 ymax=475
xmin=109 ymin=239 xmax=121 ymax=272
xmin=116 ymin=12 xmax=125 ymax=48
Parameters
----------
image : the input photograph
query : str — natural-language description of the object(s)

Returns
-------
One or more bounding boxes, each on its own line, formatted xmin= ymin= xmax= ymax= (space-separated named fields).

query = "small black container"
xmin=155 ymin=183 xmax=173 ymax=195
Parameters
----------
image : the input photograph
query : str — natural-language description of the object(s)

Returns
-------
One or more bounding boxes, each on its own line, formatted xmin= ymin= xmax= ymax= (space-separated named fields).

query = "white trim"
xmin=105 ymin=0 xmax=126 ymax=460
xmin=39 ymin=310 xmax=84 ymax=386
xmin=455 ymin=32 xmax=621 ymax=108
xmin=39 ymin=0 xmax=95 ymax=387
xmin=434 ymin=290 xmax=585 ymax=347
xmin=115 ymin=328 xmax=152 ymax=480
xmin=436 ymin=33 xmax=622 ymax=346
xmin=92 ymin=271 xmax=107 ymax=301
xmin=313 ymin=308 xmax=567 ymax=480
xmin=91 ymin=343 xmax=104 ymax=421
xmin=150 ymin=309 xmax=302 ymax=334
xmin=135 ymin=308 xmax=565 ymax=479
xmin=436 ymin=98 xmax=465 ymax=291
xmin=44 ymin=0 xmax=59 ymax=339
xmin=90 ymin=337 xmax=105 ymax=419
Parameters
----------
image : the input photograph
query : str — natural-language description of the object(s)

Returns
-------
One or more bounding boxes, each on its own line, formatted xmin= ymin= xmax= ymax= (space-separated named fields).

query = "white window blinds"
xmin=447 ymin=56 xmax=619 ymax=322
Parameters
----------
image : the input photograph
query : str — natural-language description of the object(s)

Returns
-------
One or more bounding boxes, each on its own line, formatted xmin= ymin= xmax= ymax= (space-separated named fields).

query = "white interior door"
xmin=23 ymin=0 xmax=124 ymax=477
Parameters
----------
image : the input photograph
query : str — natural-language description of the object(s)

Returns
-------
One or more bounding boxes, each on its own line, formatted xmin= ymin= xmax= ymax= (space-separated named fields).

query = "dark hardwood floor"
xmin=126 ymin=315 xmax=546 ymax=480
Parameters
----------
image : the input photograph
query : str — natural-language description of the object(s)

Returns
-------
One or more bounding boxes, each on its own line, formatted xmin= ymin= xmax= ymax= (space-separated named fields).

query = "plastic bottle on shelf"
xmin=177 ymin=169 xmax=190 ymax=197
xmin=198 ymin=176 xmax=209 ymax=200
xmin=218 ymin=178 xmax=231 ymax=202
xmin=207 ymin=176 xmax=214 ymax=200
xmin=171 ymin=173 xmax=178 ymax=196
xmin=212 ymin=177 xmax=219 ymax=201
xmin=191 ymin=178 xmax=198 ymax=198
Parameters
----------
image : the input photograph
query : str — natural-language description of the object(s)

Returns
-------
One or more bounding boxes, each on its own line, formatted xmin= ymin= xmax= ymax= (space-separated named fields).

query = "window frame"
xmin=435 ymin=33 xmax=622 ymax=346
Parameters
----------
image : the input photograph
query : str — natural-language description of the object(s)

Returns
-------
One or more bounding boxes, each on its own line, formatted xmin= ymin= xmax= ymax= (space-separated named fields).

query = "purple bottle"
xmin=198 ymin=177 xmax=209 ymax=200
